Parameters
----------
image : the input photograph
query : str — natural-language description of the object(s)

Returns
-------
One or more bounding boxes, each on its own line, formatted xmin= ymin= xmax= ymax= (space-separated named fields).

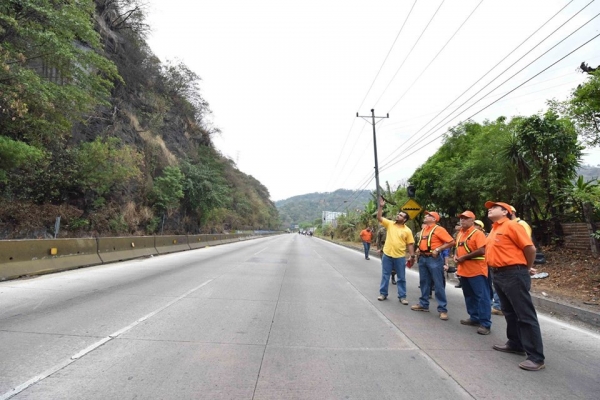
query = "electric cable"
xmin=378 ymin=0 xmax=582 ymax=167
xmin=324 ymin=1 xmax=418 ymax=191
xmin=380 ymin=6 xmax=600 ymax=170
xmin=379 ymin=31 xmax=600 ymax=173
xmin=373 ymin=0 xmax=446 ymax=107
xmin=331 ymin=173 xmax=376 ymax=213
xmin=387 ymin=0 xmax=484 ymax=113
xmin=356 ymin=0 xmax=418 ymax=113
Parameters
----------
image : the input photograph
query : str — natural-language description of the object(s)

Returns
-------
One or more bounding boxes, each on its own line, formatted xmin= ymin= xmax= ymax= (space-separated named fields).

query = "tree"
xmin=568 ymin=67 xmax=600 ymax=145
xmin=0 ymin=136 xmax=44 ymax=183
xmin=75 ymin=137 xmax=142 ymax=207
xmin=509 ymin=111 xmax=583 ymax=220
xmin=162 ymin=60 xmax=211 ymax=125
xmin=561 ymin=176 xmax=600 ymax=221
xmin=180 ymin=159 xmax=231 ymax=219
xmin=0 ymin=0 xmax=120 ymax=144
xmin=152 ymin=166 xmax=184 ymax=213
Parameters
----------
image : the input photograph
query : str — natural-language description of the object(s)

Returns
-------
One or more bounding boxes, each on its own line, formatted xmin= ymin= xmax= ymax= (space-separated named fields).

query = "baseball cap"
xmin=484 ymin=201 xmax=513 ymax=212
xmin=458 ymin=210 xmax=476 ymax=219
xmin=474 ymin=220 xmax=484 ymax=228
xmin=425 ymin=211 xmax=440 ymax=222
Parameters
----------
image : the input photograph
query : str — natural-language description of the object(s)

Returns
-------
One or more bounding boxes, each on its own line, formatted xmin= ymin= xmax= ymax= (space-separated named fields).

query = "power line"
xmin=387 ymin=0 xmax=484 ymax=113
xmin=324 ymin=1 xmax=418 ymax=191
xmin=374 ymin=0 xmax=446 ymax=108
xmin=336 ymin=120 xmax=388 ymax=190
xmin=331 ymin=173 xmax=376 ymax=213
xmin=378 ymin=0 xmax=581 ymax=168
xmin=380 ymin=6 xmax=600 ymax=171
xmin=380 ymin=31 xmax=600 ymax=173
xmin=378 ymin=56 xmax=600 ymax=131
xmin=356 ymin=0 xmax=418 ymax=113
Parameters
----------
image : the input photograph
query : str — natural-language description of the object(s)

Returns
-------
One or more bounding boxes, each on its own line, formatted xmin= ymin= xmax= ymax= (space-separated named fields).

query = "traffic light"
xmin=407 ymin=185 xmax=416 ymax=198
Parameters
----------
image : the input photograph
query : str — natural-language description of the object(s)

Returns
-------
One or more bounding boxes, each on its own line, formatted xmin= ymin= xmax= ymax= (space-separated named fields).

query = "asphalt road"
xmin=1 ymin=234 xmax=599 ymax=399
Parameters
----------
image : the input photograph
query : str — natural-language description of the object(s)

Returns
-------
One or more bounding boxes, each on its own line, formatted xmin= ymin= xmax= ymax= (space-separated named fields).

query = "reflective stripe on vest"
xmin=420 ymin=225 xmax=438 ymax=252
xmin=456 ymin=229 xmax=485 ymax=260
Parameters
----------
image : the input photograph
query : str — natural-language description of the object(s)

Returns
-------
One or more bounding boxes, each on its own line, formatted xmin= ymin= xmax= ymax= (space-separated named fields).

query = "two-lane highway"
xmin=1 ymin=234 xmax=599 ymax=399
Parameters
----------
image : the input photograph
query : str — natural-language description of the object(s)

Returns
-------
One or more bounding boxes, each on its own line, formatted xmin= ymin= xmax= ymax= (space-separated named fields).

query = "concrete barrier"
xmin=0 ymin=238 xmax=102 ymax=281
xmin=188 ymin=234 xmax=222 ymax=249
xmin=155 ymin=235 xmax=190 ymax=254
xmin=0 ymin=233 xmax=278 ymax=281
xmin=220 ymin=234 xmax=235 ymax=244
xmin=97 ymin=236 xmax=157 ymax=263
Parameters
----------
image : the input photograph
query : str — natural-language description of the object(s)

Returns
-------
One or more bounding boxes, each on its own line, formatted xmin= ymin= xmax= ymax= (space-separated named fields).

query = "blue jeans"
xmin=493 ymin=267 xmax=545 ymax=363
xmin=488 ymin=267 xmax=502 ymax=310
xmin=363 ymin=242 xmax=371 ymax=259
xmin=461 ymin=274 xmax=492 ymax=328
xmin=380 ymin=254 xmax=406 ymax=298
xmin=418 ymin=255 xmax=447 ymax=312
xmin=492 ymin=291 xmax=501 ymax=310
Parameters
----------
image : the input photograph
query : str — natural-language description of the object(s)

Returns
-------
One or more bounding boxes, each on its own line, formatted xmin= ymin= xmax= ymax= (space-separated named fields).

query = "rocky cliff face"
xmin=0 ymin=0 xmax=280 ymax=238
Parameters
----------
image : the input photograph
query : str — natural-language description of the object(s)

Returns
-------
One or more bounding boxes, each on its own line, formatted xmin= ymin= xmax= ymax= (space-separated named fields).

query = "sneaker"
xmin=460 ymin=319 xmax=479 ymax=326
xmin=492 ymin=308 xmax=504 ymax=316
xmin=519 ymin=359 xmax=545 ymax=371
xmin=411 ymin=304 xmax=429 ymax=312
xmin=477 ymin=326 xmax=491 ymax=335
xmin=399 ymin=298 xmax=408 ymax=305
xmin=377 ymin=295 xmax=387 ymax=301
xmin=439 ymin=312 xmax=449 ymax=321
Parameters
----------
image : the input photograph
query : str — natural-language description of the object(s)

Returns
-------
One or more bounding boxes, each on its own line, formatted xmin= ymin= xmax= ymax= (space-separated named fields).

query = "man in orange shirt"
xmin=454 ymin=211 xmax=491 ymax=335
xmin=411 ymin=211 xmax=455 ymax=320
xmin=359 ymin=227 xmax=373 ymax=260
xmin=485 ymin=201 xmax=545 ymax=371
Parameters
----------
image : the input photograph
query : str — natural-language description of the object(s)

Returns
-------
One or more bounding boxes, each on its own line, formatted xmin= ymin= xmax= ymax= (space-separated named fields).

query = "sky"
xmin=145 ymin=0 xmax=600 ymax=202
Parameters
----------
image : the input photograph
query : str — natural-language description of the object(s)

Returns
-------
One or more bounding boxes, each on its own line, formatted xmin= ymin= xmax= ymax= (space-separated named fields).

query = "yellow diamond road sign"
xmin=401 ymin=199 xmax=423 ymax=220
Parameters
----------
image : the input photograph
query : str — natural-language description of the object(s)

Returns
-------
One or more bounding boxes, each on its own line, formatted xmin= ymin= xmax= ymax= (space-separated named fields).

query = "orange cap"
xmin=458 ymin=210 xmax=476 ymax=219
xmin=425 ymin=211 xmax=440 ymax=222
xmin=484 ymin=201 xmax=513 ymax=213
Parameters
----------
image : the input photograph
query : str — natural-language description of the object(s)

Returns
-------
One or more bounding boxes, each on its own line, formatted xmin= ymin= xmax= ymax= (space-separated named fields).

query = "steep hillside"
xmin=0 ymin=0 xmax=279 ymax=238
xmin=276 ymin=189 xmax=372 ymax=228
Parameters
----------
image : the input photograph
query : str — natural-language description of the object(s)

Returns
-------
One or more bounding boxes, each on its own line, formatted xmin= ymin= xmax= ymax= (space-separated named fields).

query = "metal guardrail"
xmin=0 ymin=233 xmax=276 ymax=281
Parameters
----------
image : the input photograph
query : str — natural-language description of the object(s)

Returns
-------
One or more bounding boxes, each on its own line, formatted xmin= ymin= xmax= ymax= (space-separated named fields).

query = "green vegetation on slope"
xmin=0 ymin=0 xmax=279 ymax=238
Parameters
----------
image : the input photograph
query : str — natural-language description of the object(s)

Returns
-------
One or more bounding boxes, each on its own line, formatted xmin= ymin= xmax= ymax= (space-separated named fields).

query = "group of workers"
xmin=371 ymin=197 xmax=545 ymax=372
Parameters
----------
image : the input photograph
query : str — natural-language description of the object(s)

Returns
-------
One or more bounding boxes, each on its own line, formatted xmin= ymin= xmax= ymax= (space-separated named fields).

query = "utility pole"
xmin=357 ymin=109 xmax=389 ymax=203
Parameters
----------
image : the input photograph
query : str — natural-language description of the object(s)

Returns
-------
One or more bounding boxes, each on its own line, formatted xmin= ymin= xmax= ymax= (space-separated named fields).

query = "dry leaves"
xmin=531 ymin=247 xmax=600 ymax=310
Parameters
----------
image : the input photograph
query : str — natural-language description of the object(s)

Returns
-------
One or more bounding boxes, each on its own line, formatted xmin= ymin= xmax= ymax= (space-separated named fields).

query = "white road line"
xmin=0 ymin=278 xmax=214 ymax=400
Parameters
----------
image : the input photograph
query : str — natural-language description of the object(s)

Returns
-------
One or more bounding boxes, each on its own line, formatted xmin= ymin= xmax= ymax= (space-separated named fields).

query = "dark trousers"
xmin=493 ymin=267 xmax=545 ymax=363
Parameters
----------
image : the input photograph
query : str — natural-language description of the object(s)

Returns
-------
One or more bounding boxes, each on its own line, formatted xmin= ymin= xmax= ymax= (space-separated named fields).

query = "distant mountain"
xmin=577 ymin=164 xmax=600 ymax=182
xmin=275 ymin=189 xmax=372 ymax=227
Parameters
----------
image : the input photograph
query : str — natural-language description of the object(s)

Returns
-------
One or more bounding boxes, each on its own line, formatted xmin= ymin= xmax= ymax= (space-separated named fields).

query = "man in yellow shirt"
xmin=510 ymin=206 xmax=532 ymax=237
xmin=377 ymin=197 xmax=416 ymax=303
